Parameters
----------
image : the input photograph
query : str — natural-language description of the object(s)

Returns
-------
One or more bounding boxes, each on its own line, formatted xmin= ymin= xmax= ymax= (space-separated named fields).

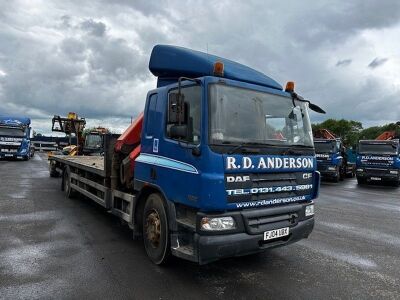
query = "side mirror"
xmin=168 ymin=93 xmax=186 ymax=124
xmin=308 ymin=103 xmax=326 ymax=114
xmin=169 ymin=124 xmax=188 ymax=139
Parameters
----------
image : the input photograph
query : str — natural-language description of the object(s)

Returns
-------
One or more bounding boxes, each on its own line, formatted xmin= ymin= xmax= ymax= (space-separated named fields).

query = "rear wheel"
xmin=63 ymin=166 xmax=77 ymax=198
xmin=49 ymin=162 xmax=58 ymax=177
xmin=142 ymin=193 xmax=170 ymax=265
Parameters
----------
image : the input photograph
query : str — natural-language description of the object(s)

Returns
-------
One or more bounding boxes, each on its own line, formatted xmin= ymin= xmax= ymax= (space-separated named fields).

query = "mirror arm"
xmin=289 ymin=91 xmax=326 ymax=114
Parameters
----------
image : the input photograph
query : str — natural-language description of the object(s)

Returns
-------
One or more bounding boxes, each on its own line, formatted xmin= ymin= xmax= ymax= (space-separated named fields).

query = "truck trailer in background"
xmin=49 ymin=45 xmax=325 ymax=264
xmin=0 ymin=116 xmax=33 ymax=160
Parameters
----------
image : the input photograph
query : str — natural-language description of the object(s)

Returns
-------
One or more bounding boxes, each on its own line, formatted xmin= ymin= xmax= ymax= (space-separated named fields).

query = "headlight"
xmin=357 ymin=168 xmax=364 ymax=172
xmin=201 ymin=216 xmax=236 ymax=231
xmin=305 ymin=204 xmax=314 ymax=217
xmin=390 ymin=170 xmax=398 ymax=174
xmin=20 ymin=148 xmax=27 ymax=154
xmin=327 ymin=166 xmax=336 ymax=171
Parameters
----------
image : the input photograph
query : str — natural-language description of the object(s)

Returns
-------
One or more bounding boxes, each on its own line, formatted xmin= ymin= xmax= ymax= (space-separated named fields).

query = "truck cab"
xmin=132 ymin=45 xmax=322 ymax=264
xmin=314 ymin=138 xmax=344 ymax=182
xmin=356 ymin=139 xmax=400 ymax=186
xmin=0 ymin=117 xmax=32 ymax=160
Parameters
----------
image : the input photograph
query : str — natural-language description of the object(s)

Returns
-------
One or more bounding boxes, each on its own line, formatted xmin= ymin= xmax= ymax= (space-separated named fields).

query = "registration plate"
xmin=370 ymin=177 xmax=381 ymax=181
xmin=264 ymin=227 xmax=289 ymax=241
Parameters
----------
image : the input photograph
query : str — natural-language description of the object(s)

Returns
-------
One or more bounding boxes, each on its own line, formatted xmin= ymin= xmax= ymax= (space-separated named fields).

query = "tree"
xmin=312 ymin=119 xmax=362 ymax=147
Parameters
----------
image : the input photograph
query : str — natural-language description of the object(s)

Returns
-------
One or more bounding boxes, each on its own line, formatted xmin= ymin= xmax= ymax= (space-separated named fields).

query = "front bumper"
xmin=171 ymin=202 xmax=315 ymax=264
xmin=356 ymin=169 xmax=400 ymax=182
xmin=317 ymin=165 xmax=338 ymax=178
xmin=0 ymin=153 xmax=25 ymax=159
xmin=196 ymin=217 xmax=314 ymax=264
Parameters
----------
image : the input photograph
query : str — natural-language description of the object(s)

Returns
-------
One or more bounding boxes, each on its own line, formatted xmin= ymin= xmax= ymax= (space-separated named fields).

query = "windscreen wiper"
xmin=281 ymin=144 xmax=314 ymax=155
xmin=227 ymin=142 xmax=265 ymax=154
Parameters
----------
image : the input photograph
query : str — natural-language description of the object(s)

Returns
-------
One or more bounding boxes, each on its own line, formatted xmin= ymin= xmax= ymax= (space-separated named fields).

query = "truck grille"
xmin=0 ymin=144 xmax=20 ymax=153
xmin=362 ymin=161 xmax=393 ymax=167
xmin=241 ymin=203 xmax=303 ymax=234
xmin=225 ymin=172 xmax=313 ymax=203
xmin=364 ymin=168 xmax=389 ymax=176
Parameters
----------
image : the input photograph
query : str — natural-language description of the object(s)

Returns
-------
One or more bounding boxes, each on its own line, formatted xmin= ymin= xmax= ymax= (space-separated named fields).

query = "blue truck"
xmin=0 ymin=116 xmax=33 ymax=160
xmin=314 ymin=138 xmax=344 ymax=182
xmin=48 ymin=45 xmax=324 ymax=264
xmin=356 ymin=139 xmax=400 ymax=186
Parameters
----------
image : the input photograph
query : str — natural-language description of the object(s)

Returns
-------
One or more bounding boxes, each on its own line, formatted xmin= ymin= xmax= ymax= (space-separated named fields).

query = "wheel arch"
xmin=133 ymin=181 xmax=177 ymax=237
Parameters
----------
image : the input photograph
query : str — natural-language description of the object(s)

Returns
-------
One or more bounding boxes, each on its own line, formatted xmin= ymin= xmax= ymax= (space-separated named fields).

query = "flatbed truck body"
xmin=49 ymin=45 xmax=323 ymax=264
xmin=50 ymin=148 xmax=137 ymax=224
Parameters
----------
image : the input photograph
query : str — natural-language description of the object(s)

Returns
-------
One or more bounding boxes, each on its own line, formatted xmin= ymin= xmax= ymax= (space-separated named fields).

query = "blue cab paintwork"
xmin=315 ymin=140 xmax=343 ymax=168
xmin=356 ymin=153 xmax=400 ymax=169
xmin=149 ymin=45 xmax=282 ymax=90
xmin=134 ymin=75 xmax=320 ymax=212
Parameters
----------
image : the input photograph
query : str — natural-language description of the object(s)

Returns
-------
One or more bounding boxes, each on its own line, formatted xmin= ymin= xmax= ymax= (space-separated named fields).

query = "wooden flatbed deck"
xmin=50 ymin=155 xmax=105 ymax=176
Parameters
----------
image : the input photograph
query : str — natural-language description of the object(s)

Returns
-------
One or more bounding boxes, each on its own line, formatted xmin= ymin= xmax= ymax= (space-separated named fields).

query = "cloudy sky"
xmin=0 ymin=0 xmax=399 ymax=134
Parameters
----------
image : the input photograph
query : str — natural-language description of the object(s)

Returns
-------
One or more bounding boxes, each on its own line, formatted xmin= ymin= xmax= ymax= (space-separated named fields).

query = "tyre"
xmin=339 ymin=171 xmax=345 ymax=181
xmin=142 ymin=193 xmax=171 ymax=265
xmin=392 ymin=180 xmax=400 ymax=187
xmin=333 ymin=172 xmax=339 ymax=183
xmin=49 ymin=163 xmax=58 ymax=177
xmin=63 ymin=166 xmax=77 ymax=198
xmin=357 ymin=177 xmax=366 ymax=185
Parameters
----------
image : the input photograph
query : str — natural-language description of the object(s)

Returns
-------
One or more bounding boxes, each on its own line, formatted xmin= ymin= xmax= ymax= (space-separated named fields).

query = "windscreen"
xmin=0 ymin=127 xmax=25 ymax=137
xmin=209 ymin=84 xmax=313 ymax=147
xmin=314 ymin=141 xmax=336 ymax=153
xmin=358 ymin=142 xmax=398 ymax=155
xmin=85 ymin=134 xmax=102 ymax=148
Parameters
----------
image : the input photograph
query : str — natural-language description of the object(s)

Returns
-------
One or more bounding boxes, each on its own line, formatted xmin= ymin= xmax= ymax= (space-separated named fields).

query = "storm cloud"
xmin=336 ymin=59 xmax=352 ymax=67
xmin=0 ymin=0 xmax=400 ymax=134
xmin=368 ymin=57 xmax=389 ymax=69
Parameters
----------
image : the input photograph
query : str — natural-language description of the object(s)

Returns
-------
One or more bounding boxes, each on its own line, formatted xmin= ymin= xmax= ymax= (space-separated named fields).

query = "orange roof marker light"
xmin=213 ymin=61 xmax=224 ymax=77
xmin=285 ymin=81 xmax=295 ymax=93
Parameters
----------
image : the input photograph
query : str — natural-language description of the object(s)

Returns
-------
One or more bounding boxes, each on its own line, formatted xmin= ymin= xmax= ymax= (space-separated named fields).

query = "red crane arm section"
xmin=129 ymin=145 xmax=141 ymax=173
xmin=114 ymin=112 xmax=144 ymax=152
xmin=376 ymin=131 xmax=396 ymax=140
xmin=313 ymin=129 xmax=337 ymax=139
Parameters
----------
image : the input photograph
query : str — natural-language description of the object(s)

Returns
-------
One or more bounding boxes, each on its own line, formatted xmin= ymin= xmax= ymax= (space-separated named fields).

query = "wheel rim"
xmin=145 ymin=209 xmax=161 ymax=248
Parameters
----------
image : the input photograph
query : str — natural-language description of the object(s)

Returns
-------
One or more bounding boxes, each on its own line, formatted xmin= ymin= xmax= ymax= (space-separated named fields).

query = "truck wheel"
xmin=392 ymin=180 xmax=400 ymax=187
xmin=142 ymin=193 xmax=171 ymax=265
xmin=333 ymin=172 xmax=339 ymax=183
xmin=49 ymin=162 xmax=58 ymax=177
xmin=63 ymin=166 xmax=77 ymax=198
xmin=357 ymin=177 xmax=366 ymax=185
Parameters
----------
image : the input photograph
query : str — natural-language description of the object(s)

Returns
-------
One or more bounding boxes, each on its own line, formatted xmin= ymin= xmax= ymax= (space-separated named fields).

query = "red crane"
xmin=113 ymin=112 xmax=143 ymax=189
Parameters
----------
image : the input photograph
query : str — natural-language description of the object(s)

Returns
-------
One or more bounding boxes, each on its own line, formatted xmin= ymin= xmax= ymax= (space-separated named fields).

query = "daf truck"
xmin=0 ymin=116 xmax=33 ymax=160
xmin=356 ymin=139 xmax=400 ymax=186
xmin=48 ymin=45 xmax=324 ymax=264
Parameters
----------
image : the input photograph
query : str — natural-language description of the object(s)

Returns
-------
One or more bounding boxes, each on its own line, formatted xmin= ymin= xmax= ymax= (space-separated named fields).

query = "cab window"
xmin=166 ymin=85 xmax=201 ymax=144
